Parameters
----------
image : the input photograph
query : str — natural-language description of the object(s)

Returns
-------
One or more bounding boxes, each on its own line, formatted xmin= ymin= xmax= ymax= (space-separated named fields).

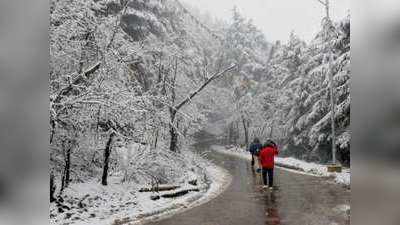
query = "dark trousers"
xmin=262 ymin=168 xmax=274 ymax=187
xmin=251 ymin=154 xmax=255 ymax=166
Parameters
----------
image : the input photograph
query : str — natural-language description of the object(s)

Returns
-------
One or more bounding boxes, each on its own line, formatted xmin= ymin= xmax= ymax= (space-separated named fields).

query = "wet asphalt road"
xmin=148 ymin=144 xmax=350 ymax=225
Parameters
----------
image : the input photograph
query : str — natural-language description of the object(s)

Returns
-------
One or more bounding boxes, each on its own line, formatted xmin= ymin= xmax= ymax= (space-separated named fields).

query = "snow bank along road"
xmin=147 ymin=144 xmax=350 ymax=225
xmin=50 ymin=150 xmax=232 ymax=225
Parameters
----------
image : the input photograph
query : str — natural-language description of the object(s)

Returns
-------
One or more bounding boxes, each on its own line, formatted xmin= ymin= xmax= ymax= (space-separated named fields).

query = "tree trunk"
xmin=241 ymin=115 xmax=249 ymax=149
xmin=169 ymin=58 xmax=179 ymax=152
xmin=50 ymin=118 xmax=55 ymax=144
xmin=102 ymin=132 xmax=116 ymax=186
xmin=65 ymin=147 xmax=71 ymax=187
xmin=50 ymin=172 xmax=56 ymax=202
xmin=169 ymin=109 xmax=178 ymax=152
xmin=169 ymin=127 xmax=178 ymax=152
xmin=230 ymin=123 xmax=235 ymax=145
xmin=154 ymin=129 xmax=159 ymax=149
xmin=233 ymin=123 xmax=236 ymax=144
xmin=157 ymin=53 xmax=163 ymax=84
xmin=60 ymin=142 xmax=72 ymax=192
xmin=227 ymin=124 xmax=232 ymax=145
xmin=270 ymin=125 xmax=274 ymax=139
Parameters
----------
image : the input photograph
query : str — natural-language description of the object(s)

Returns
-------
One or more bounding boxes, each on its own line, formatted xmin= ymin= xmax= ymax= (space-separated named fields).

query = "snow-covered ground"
xmin=211 ymin=145 xmax=350 ymax=187
xmin=50 ymin=151 xmax=232 ymax=225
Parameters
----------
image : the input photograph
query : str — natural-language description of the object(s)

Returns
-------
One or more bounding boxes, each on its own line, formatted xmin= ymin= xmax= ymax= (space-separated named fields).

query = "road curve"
xmin=147 ymin=144 xmax=350 ymax=225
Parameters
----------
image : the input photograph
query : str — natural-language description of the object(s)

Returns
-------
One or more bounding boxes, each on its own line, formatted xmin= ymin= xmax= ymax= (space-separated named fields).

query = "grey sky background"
xmin=181 ymin=0 xmax=350 ymax=43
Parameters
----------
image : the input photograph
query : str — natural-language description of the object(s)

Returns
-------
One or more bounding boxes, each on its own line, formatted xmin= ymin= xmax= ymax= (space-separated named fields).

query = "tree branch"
xmin=54 ymin=61 xmax=101 ymax=103
xmin=315 ymin=0 xmax=327 ymax=6
xmin=106 ymin=0 xmax=130 ymax=50
xmin=83 ymin=61 xmax=101 ymax=79
xmin=174 ymin=64 xmax=237 ymax=111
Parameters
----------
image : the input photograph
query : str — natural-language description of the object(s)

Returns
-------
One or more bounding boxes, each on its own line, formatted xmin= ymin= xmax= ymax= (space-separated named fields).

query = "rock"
xmin=150 ymin=195 xmax=160 ymax=201
xmin=89 ymin=213 xmax=96 ymax=218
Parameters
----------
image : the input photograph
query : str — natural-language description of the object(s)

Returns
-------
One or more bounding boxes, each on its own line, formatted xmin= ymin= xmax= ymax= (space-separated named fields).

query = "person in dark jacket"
xmin=248 ymin=138 xmax=262 ymax=167
xmin=259 ymin=140 xmax=279 ymax=189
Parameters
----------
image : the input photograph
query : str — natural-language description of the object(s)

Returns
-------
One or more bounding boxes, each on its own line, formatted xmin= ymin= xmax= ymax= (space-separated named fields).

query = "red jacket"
xmin=259 ymin=146 xmax=279 ymax=169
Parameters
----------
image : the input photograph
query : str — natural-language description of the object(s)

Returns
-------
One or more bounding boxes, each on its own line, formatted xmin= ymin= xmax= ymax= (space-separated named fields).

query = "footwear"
xmin=262 ymin=185 xmax=268 ymax=189
xmin=269 ymin=186 xmax=274 ymax=190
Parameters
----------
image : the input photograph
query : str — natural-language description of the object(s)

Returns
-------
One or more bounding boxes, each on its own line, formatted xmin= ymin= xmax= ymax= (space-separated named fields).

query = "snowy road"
xmin=147 ymin=143 xmax=350 ymax=225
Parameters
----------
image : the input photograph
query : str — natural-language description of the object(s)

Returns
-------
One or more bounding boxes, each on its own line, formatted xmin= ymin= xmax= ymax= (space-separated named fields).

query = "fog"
xmin=182 ymin=0 xmax=350 ymax=42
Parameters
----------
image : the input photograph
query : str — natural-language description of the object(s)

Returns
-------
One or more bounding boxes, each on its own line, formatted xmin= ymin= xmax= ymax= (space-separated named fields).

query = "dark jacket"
xmin=249 ymin=142 xmax=262 ymax=156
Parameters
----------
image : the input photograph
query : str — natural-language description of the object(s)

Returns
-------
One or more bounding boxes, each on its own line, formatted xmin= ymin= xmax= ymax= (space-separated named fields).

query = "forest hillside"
xmin=49 ymin=1 xmax=350 ymax=220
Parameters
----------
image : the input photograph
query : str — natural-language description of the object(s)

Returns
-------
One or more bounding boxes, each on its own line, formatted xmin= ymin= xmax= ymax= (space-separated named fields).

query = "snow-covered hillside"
xmin=49 ymin=0 xmax=350 ymax=224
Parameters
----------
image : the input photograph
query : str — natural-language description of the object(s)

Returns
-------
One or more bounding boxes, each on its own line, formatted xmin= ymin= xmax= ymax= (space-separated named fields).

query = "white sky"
xmin=181 ymin=0 xmax=350 ymax=43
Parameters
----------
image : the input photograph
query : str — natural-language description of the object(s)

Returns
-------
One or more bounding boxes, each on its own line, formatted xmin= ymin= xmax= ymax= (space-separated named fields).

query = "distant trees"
xmin=216 ymin=8 xmax=270 ymax=146
xmin=248 ymin=15 xmax=350 ymax=165
xmin=211 ymin=7 xmax=350 ymax=165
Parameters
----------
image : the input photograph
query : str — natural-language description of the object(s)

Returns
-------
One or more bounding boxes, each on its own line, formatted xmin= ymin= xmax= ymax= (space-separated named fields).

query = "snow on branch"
xmin=82 ymin=61 xmax=101 ymax=78
xmin=315 ymin=0 xmax=327 ymax=6
xmin=53 ymin=61 xmax=101 ymax=104
xmin=174 ymin=64 xmax=237 ymax=111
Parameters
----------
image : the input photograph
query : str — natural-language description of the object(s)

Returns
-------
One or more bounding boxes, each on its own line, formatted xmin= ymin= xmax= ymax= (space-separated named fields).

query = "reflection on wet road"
xmin=148 ymin=144 xmax=350 ymax=225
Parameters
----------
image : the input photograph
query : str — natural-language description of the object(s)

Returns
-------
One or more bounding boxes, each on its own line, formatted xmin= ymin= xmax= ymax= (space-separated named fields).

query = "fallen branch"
xmin=150 ymin=188 xmax=200 ymax=200
xmin=139 ymin=185 xmax=180 ymax=193
xmin=161 ymin=188 xmax=200 ymax=198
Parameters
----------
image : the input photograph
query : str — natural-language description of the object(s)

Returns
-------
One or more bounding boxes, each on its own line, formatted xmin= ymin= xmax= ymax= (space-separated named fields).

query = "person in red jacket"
xmin=258 ymin=140 xmax=279 ymax=189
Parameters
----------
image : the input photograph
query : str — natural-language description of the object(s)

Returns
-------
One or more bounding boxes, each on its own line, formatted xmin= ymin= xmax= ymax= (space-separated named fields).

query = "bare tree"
xmin=169 ymin=64 xmax=237 ymax=152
